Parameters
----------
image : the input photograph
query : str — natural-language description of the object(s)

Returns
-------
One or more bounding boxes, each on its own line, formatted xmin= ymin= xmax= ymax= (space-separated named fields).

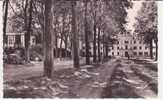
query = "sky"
xmin=126 ymin=1 xmax=143 ymax=32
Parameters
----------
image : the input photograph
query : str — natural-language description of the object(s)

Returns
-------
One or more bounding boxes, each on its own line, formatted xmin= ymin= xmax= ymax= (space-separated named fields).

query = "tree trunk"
xmin=59 ymin=37 xmax=63 ymax=59
xmin=149 ymin=40 xmax=153 ymax=59
xmin=65 ymin=38 xmax=68 ymax=57
xmin=54 ymin=21 xmax=58 ymax=58
xmin=105 ymin=36 xmax=109 ymax=57
xmin=155 ymin=39 xmax=158 ymax=61
xmin=71 ymin=1 xmax=79 ymax=68
xmin=84 ymin=0 xmax=90 ymax=65
xmin=105 ymin=45 xmax=108 ymax=57
xmin=3 ymin=0 xmax=9 ymax=45
xmin=25 ymin=0 xmax=33 ymax=62
xmin=44 ymin=0 xmax=54 ymax=78
xmin=41 ymin=2 xmax=45 ymax=44
xmin=98 ymin=27 xmax=101 ymax=62
xmin=102 ymin=34 xmax=105 ymax=62
xmin=93 ymin=1 xmax=97 ymax=63
xmin=55 ymin=33 xmax=58 ymax=57
xmin=24 ymin=0 xmax=28 ymax=61
xmin=93 ymin=22 xmax=97 ymax=63
xmin=55 ymin=20 xmax=59 ymax=58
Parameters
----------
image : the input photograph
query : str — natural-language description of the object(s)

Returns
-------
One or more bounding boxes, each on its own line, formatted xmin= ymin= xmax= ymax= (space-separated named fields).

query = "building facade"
xmin=4 ymin=33 xmax=36 ymax=48
xmin=108 ymin=33 xmax=155 ymax=59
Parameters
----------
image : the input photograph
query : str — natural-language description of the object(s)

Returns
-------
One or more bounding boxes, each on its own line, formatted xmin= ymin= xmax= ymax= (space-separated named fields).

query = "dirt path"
xmin=4 ymin=58 xmax=157 ymax=98
xmin=4 ymin=59 xmax=119 ymax=98
xmin=68 ymin=59 xmax=118 ymax=98
xmin=119 ymin=59 xmax=157 ymax=98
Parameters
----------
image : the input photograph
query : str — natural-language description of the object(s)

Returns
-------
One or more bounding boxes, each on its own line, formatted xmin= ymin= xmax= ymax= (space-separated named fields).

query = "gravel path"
xmin=3 ymin=58 xmax=157 ymax=98
xmin=120 ymin=59 xmax=157 ymax=98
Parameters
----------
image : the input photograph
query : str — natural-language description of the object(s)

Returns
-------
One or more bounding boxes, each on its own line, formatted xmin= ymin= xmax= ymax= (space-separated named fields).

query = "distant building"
xmin=77 ymin=32 xmax=156 ymax=59
xmin=4 ymin=33 xmax=36 ymax=48
xmin=108 ymin=33 xmax=155 ymax=58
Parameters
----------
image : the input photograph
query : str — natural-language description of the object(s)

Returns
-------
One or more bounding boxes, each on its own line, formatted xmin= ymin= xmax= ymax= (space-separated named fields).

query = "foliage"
xmin=134 ymin=1 xmax=157 ymax=43
xmin=7 ymin=0 xmax=132 ymax=43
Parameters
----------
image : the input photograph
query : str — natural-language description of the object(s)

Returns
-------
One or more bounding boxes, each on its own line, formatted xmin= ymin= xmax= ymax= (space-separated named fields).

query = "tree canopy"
xmin=134 ymin=1 xmax=157 ymax=43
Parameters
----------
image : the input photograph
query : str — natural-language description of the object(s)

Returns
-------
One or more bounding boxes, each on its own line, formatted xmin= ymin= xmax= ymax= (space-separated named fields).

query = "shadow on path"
xmin=101 ymin=63 xmax=142 ymax=98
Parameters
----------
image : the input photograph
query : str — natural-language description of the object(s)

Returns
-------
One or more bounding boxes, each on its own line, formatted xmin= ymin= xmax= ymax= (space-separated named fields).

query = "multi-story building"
xmin=108 ymin=33 xmax=155 ymax=59
xmin=4 ymin=32 xmax=36 ymax=48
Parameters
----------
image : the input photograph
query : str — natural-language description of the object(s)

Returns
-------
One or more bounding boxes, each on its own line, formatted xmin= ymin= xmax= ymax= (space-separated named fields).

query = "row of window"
xmin=133 ymin=52 xmax=148 ymax=56
xmin=112 ymin=46 xmax=148 ymax=50
xmin=112 ymin=52 xmax=120 ymax=56
xmin=117 ymin=40 xmax=142 ymax=44
xmin=133 ymin=46 xmax=148 ymax=50
xmin=7 ymin=35 xmax=36 ymax=45
xmin=112 ymin=52 xmax=148 ymax=56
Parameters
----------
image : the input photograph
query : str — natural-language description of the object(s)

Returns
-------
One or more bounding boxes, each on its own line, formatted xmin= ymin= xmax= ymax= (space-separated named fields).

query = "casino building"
xmin=108 ymin=32 xmax=156 ymax=59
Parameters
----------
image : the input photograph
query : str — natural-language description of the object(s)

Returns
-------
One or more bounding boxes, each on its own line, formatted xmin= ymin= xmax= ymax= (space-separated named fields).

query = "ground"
xmin=3 ymin=58 xmax=157 ymax=98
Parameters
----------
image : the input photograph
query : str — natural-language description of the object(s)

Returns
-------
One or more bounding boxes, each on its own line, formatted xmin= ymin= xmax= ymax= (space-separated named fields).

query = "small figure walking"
xmin=127 ymin=53 xmax=130 ymax=60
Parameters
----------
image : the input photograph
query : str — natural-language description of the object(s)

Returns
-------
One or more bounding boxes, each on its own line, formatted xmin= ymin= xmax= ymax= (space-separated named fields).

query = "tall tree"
xmin=92 ymin=0 xmax=97 ymax=63
xmin=84 ymin=0 xmax=90 ymax=65
xmin=71 ymin=0 xmax=80 ymax=68
xmin=9 ymin=0 xmax=34 ymax=62
xmin=3 ymin=0 xmax=9 ymax=45
xmin=44 ymin=0 xmax=54 ymax=77
xmin=33 ymin=0 xmax=45 ymax=44
xmin=25 ymin=0 xmax=33 ymax=62
xmin=134 ymin=1 xmax=157 ymax=60
xmin=97 ymin=27 xmax=101 ymax=62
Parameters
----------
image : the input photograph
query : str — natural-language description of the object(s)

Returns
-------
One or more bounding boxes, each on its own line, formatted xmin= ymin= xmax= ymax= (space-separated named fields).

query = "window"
xmin=133 ymin=46 xmax=137 ymax=50
xmin=133 ymin=52 xmax=137 ymax=56
xmin=145 ymin=46 xmax=148 ymax=50
xmin=153 ymin=52 xmax=156 ymax=55
xmin=139 ymin=41 xmax=142 ymax=44
xmin=125 ymin=45 xmax=128 ymax=50
xmin=9 ymin=39 xmax=12 ymax=44
xmin=144 ymin=52 xmax=148 ymax=56
xmin=15 ymin=35 xmax=21 ymax=44
xmin=134 ymin=41 xmax=136 ymax=44
xmin=139 ymin=52 xmax=143 ymax=56
xmin=125 ymin=41 xmax=129 ymax=44
xmin=112 ymin=46 xmax=114 ymax=50
xmin=139 ymin=46 xmax=142 ymax=50
xmin=117 ymin=46 xmax=119 ymax=49
xmin=8 ymin=37 xmax=13 ymax=45
xmin=117 ymin=41 xmax=119 ymax=44
xmin=112 ymin=52 xmax=114 ymax=56
xmin=117 ymin=52 xmax=119 ymax=55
